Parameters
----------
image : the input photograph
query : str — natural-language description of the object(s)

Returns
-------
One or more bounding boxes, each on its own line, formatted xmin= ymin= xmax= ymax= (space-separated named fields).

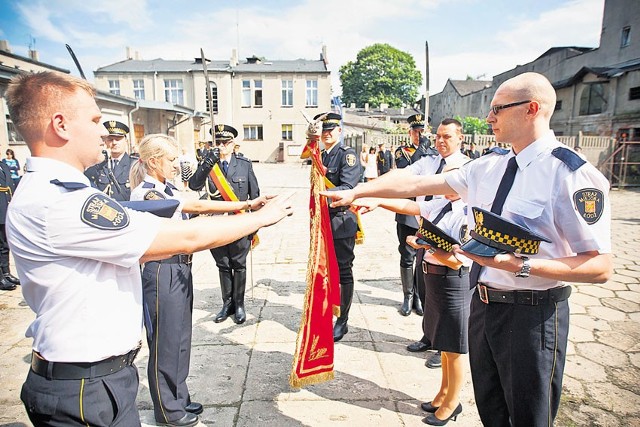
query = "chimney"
xmin=126 ymin=46 xmax=132 ymax=59
xmin=28 ymin=49 xmax=39 ymax=62
xmin=231 ymin=49 xmax=238 ymax=66
xmin=380 ymin=103 xmax=388 ymax=111
xmin=364 ymin=103 xmax=369 ymax=112
xmin=0 ymin=40 xmax=10 ymax=53
xmin=321 ymin=45 xmax=328 ymax=65
xmin=135 ymin=51 xmax=140 ymax=60
xmin=400 ymin=106 xmax=405 ymax=115
xmin=350 ymin=103 xmax=356 ymax=109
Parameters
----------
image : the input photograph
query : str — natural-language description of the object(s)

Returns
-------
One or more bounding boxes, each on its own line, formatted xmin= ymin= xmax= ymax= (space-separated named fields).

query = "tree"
xmin=339 ymin=44 xmax=422 ymax=108
xmin=454 ymin=115 xmax=489 ymax=135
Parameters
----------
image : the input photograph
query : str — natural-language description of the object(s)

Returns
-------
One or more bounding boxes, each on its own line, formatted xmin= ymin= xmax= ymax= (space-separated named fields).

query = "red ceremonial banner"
xmin=290 ymin=135 xmax=341 ymax=388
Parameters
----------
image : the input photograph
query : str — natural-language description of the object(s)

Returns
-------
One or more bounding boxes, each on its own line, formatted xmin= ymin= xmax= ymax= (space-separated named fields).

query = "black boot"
xmin=399 ymin=267 xmax=414 ymax=316
xmin=232 ymin=269 xmax=247 ymax=324
xmin=0 ymin=276 xmax=16 ymax=291
xmin=412 ymin=282 xmax=424 ymax=315
xmin=214 ymin=270 xmax=234 ymax=323
xmin=333 ymin=281 xmax=354 ymax=342
xmin=1 ymin=266 xmax=20 ymax=286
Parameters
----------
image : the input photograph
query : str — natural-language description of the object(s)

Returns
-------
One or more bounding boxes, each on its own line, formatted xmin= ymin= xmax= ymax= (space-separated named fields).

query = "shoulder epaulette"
xmin=552 ymin=147 xmax=586 ymax=171
xmin=339 ymin=144 xmax=353 ymax=151
xmin=235 ymin=155 xmax=252 ymax=163
xmin=486 ymin=147 xmax=510 ymax=156
xmin=50 ymin=179 xmax=88 ymax=191
xmin=142 ymin=181 xmax=154 ymax=188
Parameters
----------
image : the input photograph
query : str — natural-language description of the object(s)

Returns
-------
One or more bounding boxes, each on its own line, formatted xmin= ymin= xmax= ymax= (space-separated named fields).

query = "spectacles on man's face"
xmin=489 ymin=100 xmax=531 ymax=115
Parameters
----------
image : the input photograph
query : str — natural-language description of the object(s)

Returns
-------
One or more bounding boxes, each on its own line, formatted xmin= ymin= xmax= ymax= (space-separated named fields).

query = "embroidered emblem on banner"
xmin=81 ymin=194 xmax=129 ymax=230
xmin=573 ymin=188 xmax=604 ymax=224
xmin=345 ymin=153 xmax=356 ymax=167
xmin=144 ymin=190 xmax=166 ymax=200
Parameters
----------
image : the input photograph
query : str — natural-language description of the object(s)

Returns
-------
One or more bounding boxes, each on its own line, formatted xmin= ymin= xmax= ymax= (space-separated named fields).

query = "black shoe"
xmin=333 ymin=320 xmax=348 ymax=342
xmin=3 ymin=273 xmax=20 ymax=285
xmin=426 ymin=351 xmax=442 ymax=369
xmin=158 ymin=412 xmax=199 ymax=427
xmin=214 ymin=301 xmax=234 ymax=323
xmin=421 ymin=401 xmax=440 ymax=413
xmin=233 ymin=305 xmax=246 ymax=324
xmin=0 ymin=277 xmax=16 ymax=291
xmin=422 ymin=403 xmax=462 ymax=425
xmin=407 ymin=341 xmax=430 ymax=352
xmin=185 ymin=401 xmax=203 ymax=415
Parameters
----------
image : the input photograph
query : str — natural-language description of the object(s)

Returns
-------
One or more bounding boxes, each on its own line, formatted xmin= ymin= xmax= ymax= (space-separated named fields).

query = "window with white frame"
xmin=205 ymin=82 xmax=219 ymax=113
xmin=282 ymin=124 xmax=293 ymax=140
xmin=133 ymin=79 xmax=145 ymax=100
xmin=281 ymin=80 xmax=293 ymax=107
xmin=242 ymin=79 xmax=262 ymax=107
xmin=621 ymin=26 xmax=631 ymax=48
xmin=108 ymin=80 xmax=120 ymax=95
xmin=164 ymin=79 xmax=184 ymax=105
xmin=306 ymin=80 xmax=318 ymax=107
xmin=244 ymin=125 xmax=263 ymax=140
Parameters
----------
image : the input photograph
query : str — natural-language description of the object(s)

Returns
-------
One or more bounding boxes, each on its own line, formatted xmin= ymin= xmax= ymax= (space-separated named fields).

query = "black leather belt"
xmin=31 ymin=344 xmax=141 ymax=380
xmin=422 ymin=261 xmax=469 ymax=277
xmin=477 ymin=284 xmax=572 ymax=306
xmin=158 ymin=254 xmax=192 ymax=264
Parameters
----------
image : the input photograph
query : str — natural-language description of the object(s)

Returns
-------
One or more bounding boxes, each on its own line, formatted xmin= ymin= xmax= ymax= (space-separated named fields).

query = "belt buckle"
xmin=478 ymin=284 xmax=489 ymax=304
xmin=422 ymin=261 xmax=428 ymax=275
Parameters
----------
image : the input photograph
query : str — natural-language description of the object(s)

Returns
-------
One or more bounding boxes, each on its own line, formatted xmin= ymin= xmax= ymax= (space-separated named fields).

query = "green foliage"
xmin=339 ymin=44 xmax=422 ymax=108
xmin=454 ymin=115 xmax=489 ymax=135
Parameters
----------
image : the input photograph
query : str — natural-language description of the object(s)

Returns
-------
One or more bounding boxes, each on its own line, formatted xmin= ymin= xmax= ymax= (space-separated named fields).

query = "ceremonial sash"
xmin=208 ymin=163 xmax=260 ymax=248
xmin=290 ymin=135 xmax=340 ymax=388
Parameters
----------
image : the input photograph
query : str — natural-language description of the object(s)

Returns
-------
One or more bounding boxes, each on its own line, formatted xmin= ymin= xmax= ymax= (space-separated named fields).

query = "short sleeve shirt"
xmin=6 ymin=157 xmax=162 ymax=362
xmin=418 ymin=198 xmax=471 ymax=267
xmin=445 ymin=132 xmax=611 ymax=291
xmin=130 ymin=175 xmax=186 ymax=221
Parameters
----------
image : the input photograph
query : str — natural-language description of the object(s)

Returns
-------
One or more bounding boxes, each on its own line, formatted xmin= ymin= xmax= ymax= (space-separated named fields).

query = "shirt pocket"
xmin=504 ymin=197 xmax=545 ymax=220
xmin=231 ymin=176 xmax=247 ymax=188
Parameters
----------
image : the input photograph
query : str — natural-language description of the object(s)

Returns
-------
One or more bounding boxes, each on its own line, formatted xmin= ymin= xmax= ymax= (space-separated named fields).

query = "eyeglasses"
xmin=489 ymin=100 xmax=531 ymax=115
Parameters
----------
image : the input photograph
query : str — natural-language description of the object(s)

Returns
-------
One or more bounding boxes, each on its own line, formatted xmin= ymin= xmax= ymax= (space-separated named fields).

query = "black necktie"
xmin=111 ymin=159 xmax=119 ymax=169
xmin=431 ymin=201 xmax=452 ymax=225
xmin=222 ymin=160 xmax=229 ymax=174
xmin=321 ymin=151 xmax=327 ymax=163
xmin=164 ymin=185 xmax=174 ymax=196
xmin=425 ymin=158 xmax=447 ymax=202
xmin=469 ymin=156 xmax=519 ymax=288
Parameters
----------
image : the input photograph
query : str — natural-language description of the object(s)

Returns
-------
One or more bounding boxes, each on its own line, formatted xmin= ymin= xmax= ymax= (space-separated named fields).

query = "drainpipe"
xmin=128 ymin=101 xmax=140 ymax=153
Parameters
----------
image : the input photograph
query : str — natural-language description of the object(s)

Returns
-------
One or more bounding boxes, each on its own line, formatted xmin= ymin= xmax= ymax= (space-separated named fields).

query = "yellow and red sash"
xmin=208 ymin=163 xmax=260 ymax=248
xmin=290 ymin=135 xmax=340 ymax=388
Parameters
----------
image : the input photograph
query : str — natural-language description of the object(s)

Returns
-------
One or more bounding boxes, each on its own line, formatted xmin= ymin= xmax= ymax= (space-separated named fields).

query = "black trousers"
xmin=0 ymin=223 xmax=9 ymax=268
xmin=21 ymin=365 xmax=140 ymax=426
xmin=396 ymin=223 xmax=418 ymax=268
xmin=211 ymin=235 xmax=251 ymax=273
xmin=469 ymin=289 xmax=569 ymax=427
xmin=142 ymin=261 xmax=194 ymax=423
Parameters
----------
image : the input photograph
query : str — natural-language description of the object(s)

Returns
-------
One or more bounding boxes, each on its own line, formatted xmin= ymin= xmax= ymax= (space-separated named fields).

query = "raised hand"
xmin=319 ymin=189 xmax=356 ymax=207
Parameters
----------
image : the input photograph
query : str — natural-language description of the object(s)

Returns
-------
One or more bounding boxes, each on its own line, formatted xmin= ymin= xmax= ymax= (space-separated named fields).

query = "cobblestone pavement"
xmin=0 ymin=162 xmax=638 ymax=426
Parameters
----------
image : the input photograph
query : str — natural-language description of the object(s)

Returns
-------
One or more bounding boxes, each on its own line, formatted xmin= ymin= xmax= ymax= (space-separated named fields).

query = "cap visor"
xmin=460 ymin=238 xmax=505 ymax=257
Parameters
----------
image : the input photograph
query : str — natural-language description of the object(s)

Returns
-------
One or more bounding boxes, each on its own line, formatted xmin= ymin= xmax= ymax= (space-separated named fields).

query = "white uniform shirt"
xmin=6 ymin=157 xmax=162 ymax=362
xmin=130 ymin=175 xmax=186 ymax=221
xmin=418 ymin=198 xmax=471 ymax=268
xmin=408 ymin=150 xmax=467 ymax=202
xmin=445 ymin=131 xmax=611 ymax=291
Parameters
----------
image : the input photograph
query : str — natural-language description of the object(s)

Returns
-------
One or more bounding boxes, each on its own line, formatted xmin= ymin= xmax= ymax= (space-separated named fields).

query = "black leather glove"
xmin=204 ymin=147 xmax=220 ymax=167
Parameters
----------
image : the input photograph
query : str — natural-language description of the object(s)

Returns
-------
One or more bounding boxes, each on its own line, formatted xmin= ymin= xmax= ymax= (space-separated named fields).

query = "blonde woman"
xmin=129 ymin=134 xmax=269 ymax=426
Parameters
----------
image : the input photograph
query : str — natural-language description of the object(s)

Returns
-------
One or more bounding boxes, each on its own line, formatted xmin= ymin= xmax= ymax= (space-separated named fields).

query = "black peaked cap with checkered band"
xmin=314 ymin=112 xmax=342 ymax=131
xmin=461 ymin=207 xmax=552 ymax=257
xmin=416 ymin=216 xmax=460 ymax=252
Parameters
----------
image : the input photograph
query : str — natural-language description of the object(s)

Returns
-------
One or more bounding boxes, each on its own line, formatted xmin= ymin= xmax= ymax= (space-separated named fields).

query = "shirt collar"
xmin=143 ymin=175 xmax=166 ymax=188
xmin=27 ymin=157 xmax=91 ymax=186
xmin=514 ymin=130 xmax=558 ymax=170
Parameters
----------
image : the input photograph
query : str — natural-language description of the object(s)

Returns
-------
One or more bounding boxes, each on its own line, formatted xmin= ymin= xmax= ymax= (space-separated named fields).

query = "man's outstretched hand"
xmin=254 ymin=193 xmax=294 ymax=228
xmin=319 ymin=189 xmax=356 ymax=208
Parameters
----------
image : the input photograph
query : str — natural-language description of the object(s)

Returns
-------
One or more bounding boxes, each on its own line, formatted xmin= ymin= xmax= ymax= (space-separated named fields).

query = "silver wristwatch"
xmin=515 ymin=256 xmax=531 ymax=278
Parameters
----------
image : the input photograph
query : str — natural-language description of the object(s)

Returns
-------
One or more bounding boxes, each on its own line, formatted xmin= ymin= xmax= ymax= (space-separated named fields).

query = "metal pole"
xmin=424 ymin=41 xmax=430 ymax=126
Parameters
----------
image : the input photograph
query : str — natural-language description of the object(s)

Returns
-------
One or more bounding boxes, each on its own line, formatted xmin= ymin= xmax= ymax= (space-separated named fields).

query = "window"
xmin=630 ymin=86 xmax=640 ymax=101
xmin=244 ymin=125 xmax=263 ymax=140
xmin=164 ymin=79 xmax=184 ymax=105
xmin=282 ymin=80 xmax=293 ymax=107
xmin=241 ymin=79 xmax=262 ymax=107
xmin=621 ymin=26 xmax=631 ymax=48
xmin=133 ymin=79 xmax=145 ymax=100
xmin=282 ymin=124 xmax=293 ymax=140
xmin=554 ymin=100 xmax=563 ymax=111
xmin=579 ymin=83 xmax=607 ymax=116
xmin=5 ymin=117 xmax=24 ymax=143
xmin=306 ymin=80 xmax=318 ymax=107
xmin=108 ymin=80 xmax=120 ymax=95
xmin=205 ymin=82 xmax=218 ymax=113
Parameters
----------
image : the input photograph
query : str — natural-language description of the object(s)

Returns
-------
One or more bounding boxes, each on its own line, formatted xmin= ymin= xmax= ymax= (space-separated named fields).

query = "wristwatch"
xmin=515 ymin=256 xmax=531 ymax=278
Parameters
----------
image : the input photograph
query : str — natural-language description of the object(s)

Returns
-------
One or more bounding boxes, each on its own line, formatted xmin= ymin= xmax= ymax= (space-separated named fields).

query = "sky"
xmin=0 ymin=0 xmax=606 ymax=97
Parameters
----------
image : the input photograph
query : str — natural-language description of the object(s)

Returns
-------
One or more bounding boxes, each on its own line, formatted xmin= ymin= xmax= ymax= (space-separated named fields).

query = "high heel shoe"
xmin=420 ymin=401 xmax=440 ymax=413
xmin=422 ymin=403 xmax=462 ymax=425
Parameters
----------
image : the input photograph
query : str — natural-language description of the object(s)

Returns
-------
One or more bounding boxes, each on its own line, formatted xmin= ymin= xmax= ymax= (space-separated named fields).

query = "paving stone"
xmin=616 ymin=290 xmax=640 ymax=303
xmin=602 ymin=297 xmax=640 ymax=313
xmin=563 ymin=354 xmax=608 ymax=382
xmin=577 ymin=283 xmax=616 ymax=298
xmin=583 ymin=381 xmax=640 ymax=415
xmin=571 ymin=313 xmax=612 ymax=332
xmin=586 ymin=305 xmax=628 ymax=322
xmin=570 ymin=292 xmax=602 ymax=308
xmin=568 ymin=325 xmax=595 ymax=342
xmin=575 ymin=342 xmax=628 ymax=367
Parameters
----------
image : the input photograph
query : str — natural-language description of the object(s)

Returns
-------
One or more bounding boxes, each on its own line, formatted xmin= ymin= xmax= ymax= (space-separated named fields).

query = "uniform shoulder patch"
xmin=552 ymin=147 xmax=586 ymax=171
xmin=345 ymin=153 xmax=357 ymax=167
xmin=573 ymin=188 xmax=604 ymax=224
xmin=395 ymin=149 xmax=402 ymax=159
xmin=144 ymin=190 xmax=166 ymax=200
xmin=487 ymin=147 xmax=510 ymax=156
xmin=81 ymin=193 xmax=130 ymax=230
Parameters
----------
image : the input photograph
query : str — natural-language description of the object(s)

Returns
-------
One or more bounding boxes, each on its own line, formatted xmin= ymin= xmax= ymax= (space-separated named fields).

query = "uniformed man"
xmin=376 ymin=142 xmax=393 ymax=175
xmin=393 ymin=113 xmax=437 ymax=318
xmin=189 ymin=124 xmax=260 ymax=325
xmin=84 ymin=120 xmax=135 ymax=201
xmin=5 ymin=71 xmax=292 ymax=426
xmin=322 ymin=72 xmax=612 ymax=426
xmin=313 ymin=112 xmax=361 ymax=342
xmin=0 ymin=160 xmax=18 ymax=290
